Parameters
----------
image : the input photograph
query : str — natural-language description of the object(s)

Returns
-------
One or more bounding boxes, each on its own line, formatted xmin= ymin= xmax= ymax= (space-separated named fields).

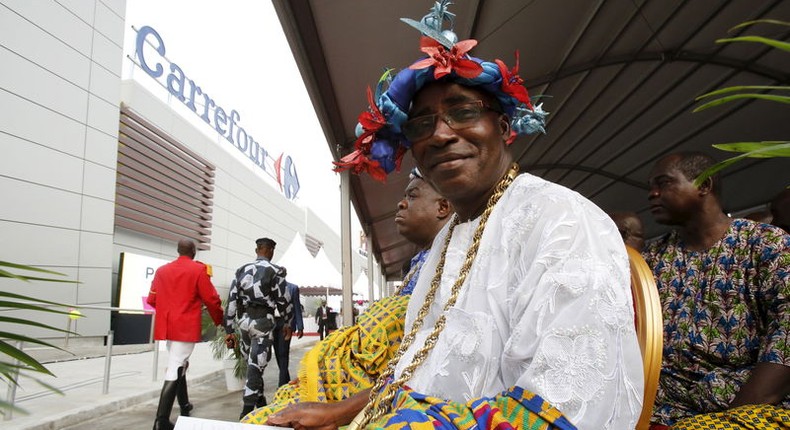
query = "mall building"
xmin=0 ymin=0 xmax=375 ymax=344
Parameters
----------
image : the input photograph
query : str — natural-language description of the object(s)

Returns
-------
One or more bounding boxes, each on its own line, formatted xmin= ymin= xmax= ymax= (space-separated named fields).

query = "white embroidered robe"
xmin=394 ymin=173 xmax=644 ymax=429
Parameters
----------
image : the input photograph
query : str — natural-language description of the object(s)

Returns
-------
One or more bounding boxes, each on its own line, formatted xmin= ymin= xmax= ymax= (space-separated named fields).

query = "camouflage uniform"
xmin=225 ymin=257 xmax=293 ymax=410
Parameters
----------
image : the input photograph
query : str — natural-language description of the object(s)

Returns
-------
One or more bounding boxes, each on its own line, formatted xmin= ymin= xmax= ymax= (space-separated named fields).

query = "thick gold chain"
xmin=354 ymin=163 xmax=519 ymax=428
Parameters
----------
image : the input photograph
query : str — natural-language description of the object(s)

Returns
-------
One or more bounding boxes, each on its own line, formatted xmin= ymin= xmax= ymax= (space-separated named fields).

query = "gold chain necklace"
xmin=352 ymin=163 xmax=520 ymax=429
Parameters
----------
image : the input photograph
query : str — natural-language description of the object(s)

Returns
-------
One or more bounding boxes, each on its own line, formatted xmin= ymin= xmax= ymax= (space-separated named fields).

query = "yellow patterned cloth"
xmin=242 ymin=295 xmax=409 ymax=424
xmin=670 ymin=404 xmax=790 ymax=429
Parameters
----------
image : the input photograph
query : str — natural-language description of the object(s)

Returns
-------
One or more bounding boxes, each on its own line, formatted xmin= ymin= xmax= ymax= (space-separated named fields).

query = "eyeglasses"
xmin=402 ymin=100 xmax=498 ymax=142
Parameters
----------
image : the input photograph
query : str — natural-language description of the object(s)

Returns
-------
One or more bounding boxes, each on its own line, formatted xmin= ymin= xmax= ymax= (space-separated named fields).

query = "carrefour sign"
xmin=134 ymin=25 xmax=300 ymax=199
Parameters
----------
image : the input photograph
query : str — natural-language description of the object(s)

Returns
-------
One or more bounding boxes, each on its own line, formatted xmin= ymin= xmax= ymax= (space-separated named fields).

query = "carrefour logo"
xmin=134 ymin=25 xmax=300 ymax=200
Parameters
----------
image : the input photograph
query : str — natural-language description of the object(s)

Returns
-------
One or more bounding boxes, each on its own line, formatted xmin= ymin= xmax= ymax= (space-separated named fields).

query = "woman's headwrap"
xmin=333 ymin=1 xmax=548 ymax=182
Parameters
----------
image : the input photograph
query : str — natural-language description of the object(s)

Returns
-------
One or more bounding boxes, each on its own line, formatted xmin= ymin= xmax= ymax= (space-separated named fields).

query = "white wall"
xmin=0 ymin=0 xmax=126 ymax=339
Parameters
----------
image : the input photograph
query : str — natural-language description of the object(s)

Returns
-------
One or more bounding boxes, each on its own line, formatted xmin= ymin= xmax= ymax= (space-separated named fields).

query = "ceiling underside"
xmin=273 ymin=0 xmax=790 ymax=280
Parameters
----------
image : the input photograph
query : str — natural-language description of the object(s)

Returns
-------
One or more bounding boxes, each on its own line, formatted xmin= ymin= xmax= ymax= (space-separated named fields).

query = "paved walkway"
xmin=4 ymin=336 xmax=319 ymax=429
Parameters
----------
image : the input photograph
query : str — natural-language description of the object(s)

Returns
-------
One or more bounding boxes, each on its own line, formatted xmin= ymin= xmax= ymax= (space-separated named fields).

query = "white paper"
xmin=174 ymin=416 xmax=292 ymax=430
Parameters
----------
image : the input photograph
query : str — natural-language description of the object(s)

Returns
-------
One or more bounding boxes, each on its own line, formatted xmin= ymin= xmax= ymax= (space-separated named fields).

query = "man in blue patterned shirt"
xmin=644 ymin=152 xmax=790 ymax=429
xmin=225 ymin=237 xmax=293 ymax=419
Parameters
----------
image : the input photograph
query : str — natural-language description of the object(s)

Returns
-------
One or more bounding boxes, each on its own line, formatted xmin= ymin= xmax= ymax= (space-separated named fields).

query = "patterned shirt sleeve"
xmin=755 ymin=226 xmax=790 ymax=366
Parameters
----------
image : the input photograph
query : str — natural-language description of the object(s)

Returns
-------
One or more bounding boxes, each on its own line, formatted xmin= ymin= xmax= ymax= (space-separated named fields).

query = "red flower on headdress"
xmin=410 ymin=37 xmax=483 ymax=79
xmin=495 ymin=51 xmax=534 ymax=110
xmin=333 ymin=86 xmax=389 ymax=181
xmin=357 ymin=86 xmax=387 ymax=144
xmin=333 ymin=149 xmax=387 ymax=182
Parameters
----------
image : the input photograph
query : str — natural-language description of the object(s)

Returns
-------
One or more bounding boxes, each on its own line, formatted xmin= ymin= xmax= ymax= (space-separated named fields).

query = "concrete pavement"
xmin=3 ymin=336 xmax=318 ymax=429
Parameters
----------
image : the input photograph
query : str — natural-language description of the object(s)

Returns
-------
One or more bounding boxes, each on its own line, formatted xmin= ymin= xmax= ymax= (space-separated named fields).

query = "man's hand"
xmin=283 ymin=326 xmax=293 ymax=341
xmin=224 ymin=333 xmax=237 ymax=349
xmin=267 ymin=390 xmax=369 ymax=430
xmin=297 ymin=329 xmax=304 ymax=339
xmin=266 ymin=402 xmax=339 ymax=430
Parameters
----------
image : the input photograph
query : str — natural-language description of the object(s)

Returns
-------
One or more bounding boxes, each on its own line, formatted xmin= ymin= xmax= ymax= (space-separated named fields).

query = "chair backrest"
xmin=626 ymin=246 xmax=663 ymax=430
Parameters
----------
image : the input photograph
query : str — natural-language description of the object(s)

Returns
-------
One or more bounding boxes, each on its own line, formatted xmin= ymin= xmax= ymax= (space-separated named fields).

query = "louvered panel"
xmin=116 ymin=196 xmax=212 ymax=235
xmin=115 ymin=105 xmax=215 ymax=249
xmin=304 ymin=233 xmax=324 ymax=257
xmin=117 ymin=177 xmax=212 ymax=217
xmin=118 ymin=127 xmax=215 ymax=187
xmin=116 ymin=218 xmax=210 ymax=251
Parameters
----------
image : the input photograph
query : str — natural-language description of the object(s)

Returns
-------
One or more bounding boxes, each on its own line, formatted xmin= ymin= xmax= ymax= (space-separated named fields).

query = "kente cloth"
xmin=669 ymin=404 xmax=790 ymax=429
xmin=394 ymin=173 xmax=644 ymax=429
xmin=370 ymin=385 xmax=577 ymax=430
xmin=643 ymin=219 xmax=790 ymax=426
xmin=241 ymin=294 xmax=410 ymax=424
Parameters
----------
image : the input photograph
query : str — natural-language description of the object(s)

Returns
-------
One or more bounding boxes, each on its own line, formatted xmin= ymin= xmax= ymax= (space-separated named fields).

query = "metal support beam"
xmin=367 ymin=240 xmax=375 ymax=304
xmin=340 ymin=170 xmax=354 ymax=327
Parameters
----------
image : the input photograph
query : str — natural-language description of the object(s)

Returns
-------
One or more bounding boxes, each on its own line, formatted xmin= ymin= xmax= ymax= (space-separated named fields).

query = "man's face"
xmin=258 ymin=246 xmax=274 ymax=260
xmin=395 ymin=177 xmax=441 ymax=244
xmin=408 ymin=82 xmax=510 ymax=203
xmin=647 ymin=157 xmax=700 ymax=225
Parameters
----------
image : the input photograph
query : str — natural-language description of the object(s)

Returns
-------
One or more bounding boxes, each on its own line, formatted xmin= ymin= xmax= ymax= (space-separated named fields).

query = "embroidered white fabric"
xmin=394 ymin=173 xmax=644 ymax=429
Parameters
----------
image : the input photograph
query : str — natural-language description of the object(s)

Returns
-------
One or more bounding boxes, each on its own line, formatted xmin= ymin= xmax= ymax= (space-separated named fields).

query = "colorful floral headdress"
xmin=334 ymin=1 xmax=548 ymax=182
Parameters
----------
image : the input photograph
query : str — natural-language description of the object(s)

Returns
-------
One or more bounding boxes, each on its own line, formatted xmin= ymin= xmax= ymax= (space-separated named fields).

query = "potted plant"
xmin=201 ymin=307 xmax=246 ymax=391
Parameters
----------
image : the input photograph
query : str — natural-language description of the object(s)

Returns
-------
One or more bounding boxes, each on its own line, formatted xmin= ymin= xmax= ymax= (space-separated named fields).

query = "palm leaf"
xmin=711 ymin=141 xmax=790 ymax=157
xmin=0 ymin=316 xmax=77 ymax=335
xmin=728 ymin=19 xmax=790 ymax=32
xmin=0 ymin=331 xmax=65 ymax=351
xmin=696 ymin=85 xmax=789 ymax=100
xmin=0 ymin=261 xmax=76 ymax=414
xmin=0 ymin=290 xmax=79 ymax=309
xmin=693 ymin=94 xmax=790 ymax=112
xmin=694 ymin=142 xmax=790 ymax=186
xmin=716 ymin=36 xmax=790 ymax=53
xmin=0 ymin=300 xmax=73 ymax=317
xmin=0 ymin=261 xmax=67 ymax=275
xmin=0 ymin=341 xmax=52 ymax=375
xmin=0 ymin=261 xmax=78 ymax=284
xmin=0 ymin=269 xmax=78 ymax=283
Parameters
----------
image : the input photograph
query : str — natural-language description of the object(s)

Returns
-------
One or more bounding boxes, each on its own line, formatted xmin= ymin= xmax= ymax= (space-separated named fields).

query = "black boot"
xmin=239 ymin=403 xmax=256 ymax=421
xmin=256 ymin=395 xmax=267 ymax=408
xmin=152 ymin=380 xmax=178 ymax=430
xmin=239 ymin=395 xmax=266 ymax=420
xmin=176 ymin=366 xmax=193 ymax=416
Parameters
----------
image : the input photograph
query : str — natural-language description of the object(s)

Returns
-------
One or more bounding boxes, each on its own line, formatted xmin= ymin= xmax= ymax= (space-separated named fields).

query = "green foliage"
xmin=0 ymin=261 xmax=78 ymax=415
xmin=693 ymin=20 xmax=789 ymax=185
xmin=201 ymin=305 xmax=247 ymax=379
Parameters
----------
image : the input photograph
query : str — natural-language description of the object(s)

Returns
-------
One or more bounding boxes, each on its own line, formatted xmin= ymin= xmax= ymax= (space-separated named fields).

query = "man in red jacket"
xmin=147 ymin=239 xmax=224 ymax=430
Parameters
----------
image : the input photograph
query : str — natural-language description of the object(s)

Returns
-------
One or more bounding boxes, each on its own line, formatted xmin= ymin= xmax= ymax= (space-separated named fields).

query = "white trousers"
xmin=164 ymin=340 xmax=195 ymax=381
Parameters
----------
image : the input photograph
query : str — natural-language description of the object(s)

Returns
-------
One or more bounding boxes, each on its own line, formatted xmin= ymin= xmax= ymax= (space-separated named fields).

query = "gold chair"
xmin=627 ymin=246 xmax=663 ymax=430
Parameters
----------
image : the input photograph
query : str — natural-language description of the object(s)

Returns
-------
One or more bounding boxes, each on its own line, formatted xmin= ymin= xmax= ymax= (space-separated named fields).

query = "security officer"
xmin=224 ymin=237 xmax=293 ymax=419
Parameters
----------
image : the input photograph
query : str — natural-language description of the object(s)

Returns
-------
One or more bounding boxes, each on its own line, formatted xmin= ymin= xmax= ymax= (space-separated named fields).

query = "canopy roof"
xmin=273 ymin=0 xmax=789 ymax=280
